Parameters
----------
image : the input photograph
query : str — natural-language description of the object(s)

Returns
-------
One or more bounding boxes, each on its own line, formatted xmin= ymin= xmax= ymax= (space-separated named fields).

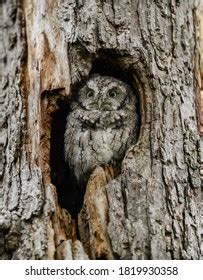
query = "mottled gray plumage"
xmin=64 ymin=74 xmax=139 ymax=190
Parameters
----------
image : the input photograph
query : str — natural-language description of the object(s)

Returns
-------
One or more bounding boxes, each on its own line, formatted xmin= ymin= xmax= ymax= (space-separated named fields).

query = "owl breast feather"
xmin=64 ymin=109 xmax=136 ymax=186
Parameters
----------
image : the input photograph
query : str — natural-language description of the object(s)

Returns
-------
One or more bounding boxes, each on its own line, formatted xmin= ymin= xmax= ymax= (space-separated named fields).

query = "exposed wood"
xmin=79 ymin=165 xmax=115 ymax=260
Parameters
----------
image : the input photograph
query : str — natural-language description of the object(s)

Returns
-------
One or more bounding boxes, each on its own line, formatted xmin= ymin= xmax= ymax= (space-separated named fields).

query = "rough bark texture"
xmin=0 ymin=0 xmax=201 ymax=259
xmin=199 ymin=0 xmax=203 ymax=259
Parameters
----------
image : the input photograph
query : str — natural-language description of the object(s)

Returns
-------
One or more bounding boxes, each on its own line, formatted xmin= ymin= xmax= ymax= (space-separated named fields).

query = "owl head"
xmin=73 ymin=74 xmax=135 ymax=111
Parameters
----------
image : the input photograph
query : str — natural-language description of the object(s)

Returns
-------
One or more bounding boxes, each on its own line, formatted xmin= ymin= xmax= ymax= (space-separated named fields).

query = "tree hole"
xmin=49 ymin=53 xmax=141 ymax=218
xmin=50 ymin=98 xmax=83 ymax=217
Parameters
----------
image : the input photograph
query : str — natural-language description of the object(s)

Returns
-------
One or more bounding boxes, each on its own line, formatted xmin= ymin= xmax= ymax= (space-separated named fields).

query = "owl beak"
xmin=98 ymin=99 xmax=102 ymax=109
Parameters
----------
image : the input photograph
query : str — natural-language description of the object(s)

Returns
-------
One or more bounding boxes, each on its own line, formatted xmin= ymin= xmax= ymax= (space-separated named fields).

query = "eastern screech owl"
xmin=64 ymin=74 xmax=139 ymax=192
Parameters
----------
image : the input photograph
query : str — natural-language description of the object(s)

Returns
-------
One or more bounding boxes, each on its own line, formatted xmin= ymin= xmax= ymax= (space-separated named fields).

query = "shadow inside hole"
xmin=90 ymin=56 xmax=134 ymax=89
xmin=50 ymin=99 xmax=83 ymax=217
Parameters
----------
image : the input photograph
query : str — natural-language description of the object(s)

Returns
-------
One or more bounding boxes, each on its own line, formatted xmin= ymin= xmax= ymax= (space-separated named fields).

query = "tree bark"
xmin=199 ymin=0 xmax=203 ymax=258
xmin=0 ymin=0 xmax=201 ymax=259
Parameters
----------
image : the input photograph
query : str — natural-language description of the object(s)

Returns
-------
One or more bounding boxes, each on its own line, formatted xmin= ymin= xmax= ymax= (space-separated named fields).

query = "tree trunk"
xmin=199 ymin=0 xmax=203 ymax=258
xmin=0 ymin=0 xmax=201 ymax=260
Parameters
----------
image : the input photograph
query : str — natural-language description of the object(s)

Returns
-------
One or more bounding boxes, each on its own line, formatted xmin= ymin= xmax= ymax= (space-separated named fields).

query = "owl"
xmin=64 ymin=74 xmax=139 ymax=197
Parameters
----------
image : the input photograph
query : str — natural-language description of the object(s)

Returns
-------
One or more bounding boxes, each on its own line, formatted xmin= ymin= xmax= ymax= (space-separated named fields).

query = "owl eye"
xmin=87 ymin=90 xmax=94 ymax=98
xmin=108 ymin=90 xmax=117 ymax=98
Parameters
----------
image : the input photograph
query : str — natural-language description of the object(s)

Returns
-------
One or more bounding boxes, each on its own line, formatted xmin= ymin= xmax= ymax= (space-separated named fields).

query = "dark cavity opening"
xmin=50 ymin=99 xmax=83 ymax=218
xmin=90 ymin=50 xmax=135 ymax=89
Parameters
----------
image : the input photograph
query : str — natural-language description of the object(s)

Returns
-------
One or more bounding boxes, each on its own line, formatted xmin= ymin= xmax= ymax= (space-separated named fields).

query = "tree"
xmin=0 ymin=0 xmax=201 ymax=260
